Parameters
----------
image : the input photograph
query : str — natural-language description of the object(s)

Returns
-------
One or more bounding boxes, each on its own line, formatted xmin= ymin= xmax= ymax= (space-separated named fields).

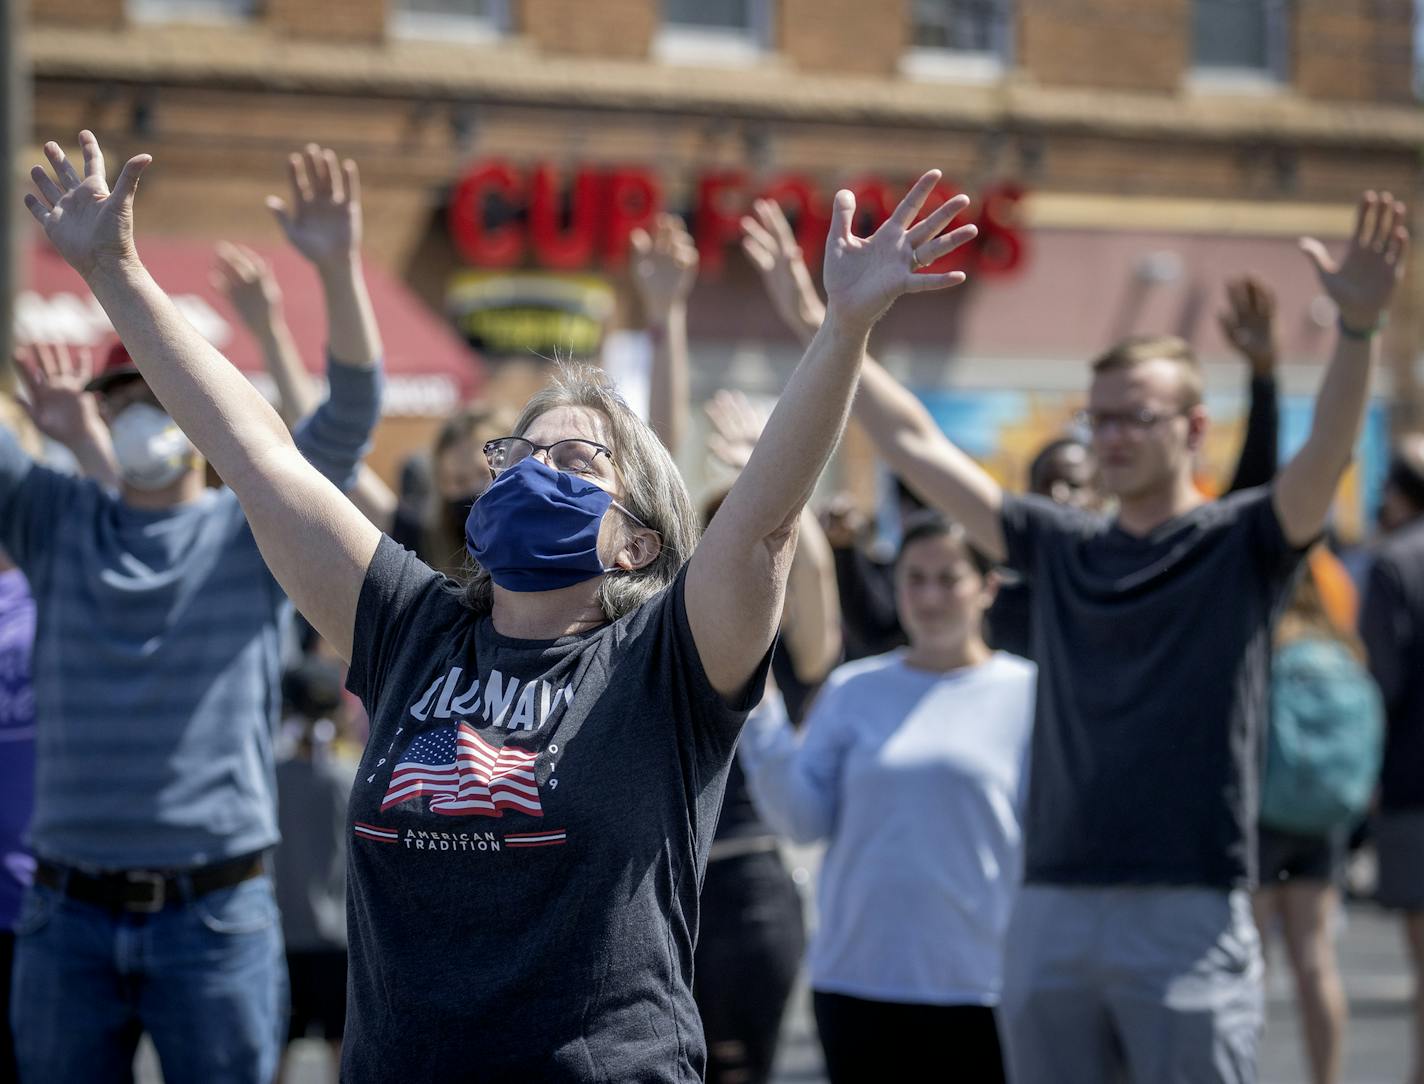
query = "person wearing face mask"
xmin=23 ymin=129 xmax=982 ymax=1081
xmin=2 ymin=142 xmax=383 ymax=1084
xmin=739 ymin=513 xmax=1035 ymax=1083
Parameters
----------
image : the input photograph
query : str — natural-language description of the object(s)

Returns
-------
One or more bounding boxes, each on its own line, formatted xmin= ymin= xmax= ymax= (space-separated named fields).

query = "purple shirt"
xmin=0 ymin=568 xmax=36 ymax=928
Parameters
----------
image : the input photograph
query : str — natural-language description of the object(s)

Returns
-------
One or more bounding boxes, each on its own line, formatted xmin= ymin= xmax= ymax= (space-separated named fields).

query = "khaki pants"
xmin=1000 ymin=884 xmax=1263 ymax=1084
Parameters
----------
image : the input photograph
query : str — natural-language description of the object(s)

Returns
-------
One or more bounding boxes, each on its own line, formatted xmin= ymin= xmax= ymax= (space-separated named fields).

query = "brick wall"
xmin=1018 ymin=0 xmax=1188 ymax=93
xmin=31 ymin=0 xmax=124 ymax=27
xmin=779 ymin=0 xmax=908 ymax=75
xmin=266 ymin=0 xmax=385 ymax=42
xmin=519 ymin=0 xmax=657 ymax=59
xmin=1295 ymin=0 xmax=1415 ymax=103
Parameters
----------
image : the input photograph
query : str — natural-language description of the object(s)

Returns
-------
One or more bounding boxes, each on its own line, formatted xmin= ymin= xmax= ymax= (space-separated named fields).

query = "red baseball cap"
xmin=84 ymin=341 xmax=143 ymax=394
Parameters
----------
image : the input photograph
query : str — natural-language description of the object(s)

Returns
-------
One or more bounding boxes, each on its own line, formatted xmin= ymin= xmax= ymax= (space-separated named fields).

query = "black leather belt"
xmin=34 ymin=853 xmax=265 ymax=914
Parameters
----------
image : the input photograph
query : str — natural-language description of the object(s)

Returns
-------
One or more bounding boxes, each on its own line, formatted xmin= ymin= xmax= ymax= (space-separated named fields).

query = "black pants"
xmin=812 ymin=991 xmax=1006 ymax=1084
xmin=694 ymin=849 xmax=805 ymax=1084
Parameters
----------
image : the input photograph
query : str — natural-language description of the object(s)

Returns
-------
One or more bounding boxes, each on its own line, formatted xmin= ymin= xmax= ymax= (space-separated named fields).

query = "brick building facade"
xmin=18 ymin=0 xmax=1424 ymax=522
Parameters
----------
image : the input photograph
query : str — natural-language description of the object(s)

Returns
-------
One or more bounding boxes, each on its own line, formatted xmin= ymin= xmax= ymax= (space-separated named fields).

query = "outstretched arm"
xmin=704 ymin=389 xmax=842 ymax=683
xmin=1219 ymin=274 xmax=1280 ymax=494
xmin=1274 ymin=191 xmax=1409 ymax=547
xmin=631 ymin=214 xmax=698 ymax=453
xmin=214 ymin=240 xmax=397 ymax=528
xmin=26 ymin=132 xmax=380 ymax=660
xmin=686 ymin=173 xmax=975 ymax=698
xmin=742 ymin=198 xmax=1005 ymax=561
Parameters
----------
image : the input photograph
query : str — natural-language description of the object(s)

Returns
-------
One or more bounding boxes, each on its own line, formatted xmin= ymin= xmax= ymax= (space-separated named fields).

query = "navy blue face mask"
xmin=466 ymin=456 xmax=644 ymax=592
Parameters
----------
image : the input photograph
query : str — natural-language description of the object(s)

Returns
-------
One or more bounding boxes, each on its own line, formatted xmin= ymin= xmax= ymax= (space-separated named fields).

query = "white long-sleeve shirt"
xmin=739 ymin=650 xmax=1035 ymax=1006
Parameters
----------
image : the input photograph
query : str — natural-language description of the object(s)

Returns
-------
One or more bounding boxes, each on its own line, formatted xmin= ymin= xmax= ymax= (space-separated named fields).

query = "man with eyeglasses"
xmin=843 ymin=191 xmax=1410 ymax=1083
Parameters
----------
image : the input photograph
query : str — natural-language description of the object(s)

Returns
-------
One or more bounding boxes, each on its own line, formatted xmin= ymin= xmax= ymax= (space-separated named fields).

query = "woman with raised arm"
xmin=25 ymin=131 xmax=976 ymax=1081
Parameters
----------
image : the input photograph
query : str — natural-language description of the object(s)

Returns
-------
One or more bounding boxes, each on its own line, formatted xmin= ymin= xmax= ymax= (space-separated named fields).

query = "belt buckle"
xmin=123 ymin=870 xmax=165 ymax=913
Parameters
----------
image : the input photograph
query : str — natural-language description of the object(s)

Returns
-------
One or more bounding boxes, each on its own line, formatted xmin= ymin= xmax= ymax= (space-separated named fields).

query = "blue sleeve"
xmin=292 ymin=357 xmax=383 ymax=493
xmin=0 ymin=423 xmax=85 ymax=575
xmin=739 ymin=680 xmax=851 ymax=844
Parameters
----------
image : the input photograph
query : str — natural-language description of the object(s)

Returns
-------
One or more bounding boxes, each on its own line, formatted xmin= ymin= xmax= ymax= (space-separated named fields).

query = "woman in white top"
xmin=741 ymin=511 xmax=1035 ymax=1083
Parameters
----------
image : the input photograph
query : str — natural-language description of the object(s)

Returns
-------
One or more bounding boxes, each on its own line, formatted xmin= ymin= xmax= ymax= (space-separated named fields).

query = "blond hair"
xmin=1091 ymin=335 xmax=1204 ymax=409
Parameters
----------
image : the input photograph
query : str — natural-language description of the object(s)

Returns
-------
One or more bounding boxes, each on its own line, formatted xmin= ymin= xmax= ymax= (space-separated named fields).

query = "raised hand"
xmin=741 ymin=199 xmax=826 ymax=337
xmin=1218 ymin=275 xmax=1278 ymax=376
xmin=24 ymin=131 xmax=152 ymax=279
xmin=705 ymin=389 xmax=769 ymax=473
xmin=821 ymin=171 xmax=976 ymax=331
xmin=212 ymin=242 xmax=284 ymax=334
xmin=13 ymin=342 xmax=105 ymax=447
xmin=630 ymin=214 xmax=699 ymax=319
xmin=1300 ymin=191 xmax=1410 ymax=333
xmin=266 ymin=144 xmax=362 ymax=273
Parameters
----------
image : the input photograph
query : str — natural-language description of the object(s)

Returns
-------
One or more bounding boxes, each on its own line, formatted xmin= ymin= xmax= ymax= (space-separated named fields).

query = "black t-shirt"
xmin=1360 ymin=517 xmax=1424 ymax=811
xmin=343 ymin=537 xmax=767 ymax=1082
xmin=984 ymin=576 xmax=1034 ymax=660
xmin=1001 ymin=487 xmax=1306 ymax=889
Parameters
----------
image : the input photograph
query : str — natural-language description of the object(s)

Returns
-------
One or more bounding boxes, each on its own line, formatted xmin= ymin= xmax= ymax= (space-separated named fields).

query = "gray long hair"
xmin=459 ymin=365 xmax=700 ymax=621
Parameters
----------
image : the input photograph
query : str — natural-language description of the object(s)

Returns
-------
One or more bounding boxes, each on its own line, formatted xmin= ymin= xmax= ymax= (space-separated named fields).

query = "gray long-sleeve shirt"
xmin=0 ymin=358 xmax=381 ymax=869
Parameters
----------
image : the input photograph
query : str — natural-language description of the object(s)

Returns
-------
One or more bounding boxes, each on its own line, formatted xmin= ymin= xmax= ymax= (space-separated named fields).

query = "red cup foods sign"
xmin=447 ymin=162 xmax=1027 ymax=277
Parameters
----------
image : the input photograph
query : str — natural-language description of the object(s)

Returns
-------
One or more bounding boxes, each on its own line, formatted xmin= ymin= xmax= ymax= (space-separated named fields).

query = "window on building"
xmin=656 ymin=0 xmax=771 ymax=65
xmin=129 ymin=0 xmax=256 ymax=21
xmin=1192 ymin=0 xmax=1286 ymax=81
xmin=391 ymin=0 xmax=506 ymax=41
xmin=902 ymin=0 xmax=1012 ymax=82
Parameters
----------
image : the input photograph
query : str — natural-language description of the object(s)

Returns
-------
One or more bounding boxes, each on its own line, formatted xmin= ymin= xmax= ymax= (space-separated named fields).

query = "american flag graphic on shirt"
xmin=381 ymin=725 xmax=542 ymax=818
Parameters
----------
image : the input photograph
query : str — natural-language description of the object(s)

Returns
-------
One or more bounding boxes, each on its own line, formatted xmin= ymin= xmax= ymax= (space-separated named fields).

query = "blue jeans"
xmin=10 ymin=875 xmax=286 ymax=1084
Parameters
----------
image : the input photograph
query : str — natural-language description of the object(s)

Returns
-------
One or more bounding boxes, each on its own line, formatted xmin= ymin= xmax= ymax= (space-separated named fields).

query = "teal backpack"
xmin=1261 ymin=637 xmax=1384 ymax=836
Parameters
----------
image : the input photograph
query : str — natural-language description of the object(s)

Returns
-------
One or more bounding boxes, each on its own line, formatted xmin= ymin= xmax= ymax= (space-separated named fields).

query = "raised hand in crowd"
xmin=214 ymin=232 xmax=396 ymax=528
xmin=1274 ymin=192 xmax=1410 ymax=544
xmin=631 ymin=213 xmax=699 ymax=453
xmin=1218 ymin=274 xmax=1278 ymax=378
xmin=267 ymin=144 xmax=362 ymax=274
xmin=266 ymin=143 xmax=380 ymax=370
xmin=704 ymin=388 xmax=766 ymax=473
xmin=25 ymin=130 xmax=385 ymax=653
xmin=631 ymin=212 xmax=699 ymax=321
xmin=741 ymin=198 xmax=827 ymax=344
xmin=1301 ymin=192 xmax=1409 ymax=334
xmin=690 ymin=170 xmax=974 ymax=693
xmin=12 ymin=342 xmax=119 ymax=487
xmin=1219 ymin=274 xmax=1281 ymax=493
xmin=213 ymin=241 xmax=284 ymax=341
xmin=212 ymin=242 xmax=310 ymax=424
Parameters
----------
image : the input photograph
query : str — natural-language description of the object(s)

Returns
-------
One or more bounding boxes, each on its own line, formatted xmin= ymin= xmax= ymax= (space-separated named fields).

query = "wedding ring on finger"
xmin=910 ymin=249 xmax=924 ymax=271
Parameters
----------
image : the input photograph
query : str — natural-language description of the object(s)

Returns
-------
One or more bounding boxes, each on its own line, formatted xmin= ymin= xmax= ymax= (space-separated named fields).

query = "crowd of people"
xmin=0 ymin=126 xmax=1417 ymax=1084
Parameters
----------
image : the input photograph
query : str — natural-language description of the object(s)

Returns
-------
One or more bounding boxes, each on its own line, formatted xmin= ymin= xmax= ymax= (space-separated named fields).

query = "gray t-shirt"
xmin=1000 ymin=487 xmax=1306 ymax=889
xmin=343 ymin=537 xmax=765 ymax=1082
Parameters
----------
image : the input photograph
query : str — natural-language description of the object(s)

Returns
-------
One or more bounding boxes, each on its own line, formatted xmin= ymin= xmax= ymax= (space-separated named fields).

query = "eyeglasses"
xmin=483 ymin=437 xmax=615 ymax=479
xmin=1074 ymin=408 xmax=1185 ymax=435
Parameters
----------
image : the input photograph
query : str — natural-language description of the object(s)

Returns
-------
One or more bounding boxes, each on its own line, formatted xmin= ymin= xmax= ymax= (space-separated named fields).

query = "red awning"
xmin=16 ymin=238 xmax=483 ymax=417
